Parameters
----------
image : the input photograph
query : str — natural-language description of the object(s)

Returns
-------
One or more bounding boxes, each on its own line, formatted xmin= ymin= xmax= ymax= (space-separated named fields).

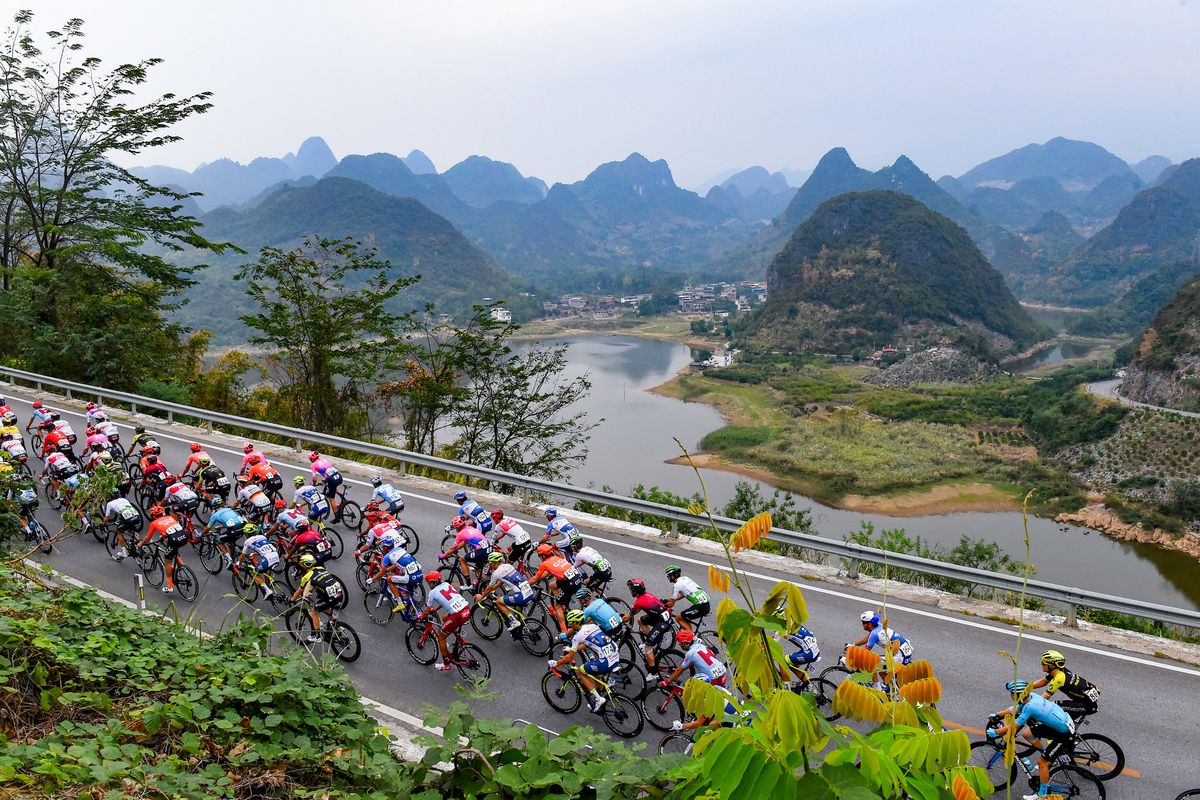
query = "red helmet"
xmin=247 ymin=454 xmax=261 ymax=465
xmin=424 ymin=570 xmax=443 ymax=584
xmin=490 ymin=508 xmax=504 ymax=520
xmin=85 ymin=427 xmax=96 ymax=436
xmin=449 ymin=515 xmax=467 ymax=530
xmin=366 ymin=507 xmax=383 ymax=522
xmin=85 ymin=402 xmax=96 ymax=410
xmin=148 ymin=505 xmax=165 ymax=518
xmin=242 ymin=442 xmax=254 ymax=453
xmin=32 ymin=401 xmax=42 ymax=409
xmin=274 ymin=498 xmax=286 ymax=510
xmin=141 ymin=445 xmax=154 ymax=455
xmin=536 ymin=543 xmax=553 ymax=557
xmin=189 ymin=442 xmax=202 ymax=452
xmin=307 ymin=451 xmax=320 ymax=462
xmin=296 ymin=519 xmax=311 ymax=531
xmin=675 ymin=629 xmax=696 ymax=645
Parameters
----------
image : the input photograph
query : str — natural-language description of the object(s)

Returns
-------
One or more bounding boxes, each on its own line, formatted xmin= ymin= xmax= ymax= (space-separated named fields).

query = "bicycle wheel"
xmin=656 ymin=648 xmax=685 ymax=676
xmin=454 ymin=642 xmax=491 ymax=681
xmin=330 ymin=575 xmax=350 ymax=609
xmin=642 ymin=686 xmax=685 ymax=732
xmin=605 ymin=596 xmax=631 ymax=620
xmin=518 ymin=617 xmax=554 ymax=657
xmin=470 ymin=603 xmax=504 ymax=640
xmin=127 ymin=463 xmax=142 ymax=483
xmin=601 ymin=693 xmax=644 ymax=738
xmin=611 ymin=658 xmax=648 ymax=700
xmin=174 ymin=564 xmax=199 ymax=602
xmin=46 ymin=485 xmax=64 ymax=512
xmin=541 ymin=669 xmax=582 ymax=714
xmin=818 ymin=664 xmax=855 ymax=690
xmin=1047 ymin=763 xmax=1105 ymax=799
xmin=31 ymin=520 xmax=53 ymax=555
xmin=398 ymin=524 xmax=419 ymax=554
xmin=195 ymin=500 xmax=212 ymax=525
xmin=363 ymin=588 xmax=395 ymax=626
xmin=1069 ymin=733 xmax=1124 ymax=782
xmin=1175 ymin=792 xmax=1200 ymax=800
xmin=140 ymin=550 xmax=164 ymax=588
xmin=199 ymin=537 xmax=224 ymax=575
xmin=328 ymin=621 xmax=362 ymax=663
xmin=325 ymin=528 xmax=344 ymax=560
xmin=91 ymin=522 xmax=107 ymax=543
xmin=266 ymin=581 xmax=291 ymax=615
xmin=405 ymin=625 xmax=438 ymax=665
xmin=658 ymin=732 xmax=694 ymax=756
xmin=232 ymin=568 xmax=259 ymax=602
xmin=339 ymin=500 xmax=362 ymax=531
xmin=697 ymin=628 xmax=721 ymax=656
xmin=807 ymin=676 xmax=841 ymax=722
xmin=355 ymin=562 xmax=372 ymax=591
xmin=283 ymin=605 xmax=307 ymax=642
xmin=968 ymin=740 xmax=1016 ymax=794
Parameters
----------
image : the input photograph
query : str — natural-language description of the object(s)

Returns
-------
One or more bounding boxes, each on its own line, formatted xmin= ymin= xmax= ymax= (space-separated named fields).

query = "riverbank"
xmin=512 ymin=312 xmax=720 ymax=350
xmin=1056 ymin=504 xmax=1200 ymax=562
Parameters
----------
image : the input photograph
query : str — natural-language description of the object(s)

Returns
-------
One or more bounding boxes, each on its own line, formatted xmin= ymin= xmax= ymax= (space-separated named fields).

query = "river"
xmin=529 ymin=334 xmax=1200 ymax=611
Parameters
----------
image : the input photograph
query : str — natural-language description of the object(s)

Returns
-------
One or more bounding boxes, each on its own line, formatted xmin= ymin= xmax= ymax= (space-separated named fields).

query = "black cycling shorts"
xmin=1029 ymin=723 xmax=1073 ymax=761
xmin=163 ymin=534 xmax=187 ymax=559
xmin=1057 ymin=698 xmax=1098 ymax=719
xmin=681 ymin=601 xmax=710 ymax=624
xmin=585 ymin=568 xmax=612 ymax=590
xmin=554 ymin=577 xmax=582 ymax=606
xmin=217 ymin=525 xmax=242 ymax=546
xmin=642 ymin=618 xmax=671 ymax=649
xmin=321 ymin=472 xmax=342 ymax=497
xmin=117 ymin=517 xmax=140 ymax=533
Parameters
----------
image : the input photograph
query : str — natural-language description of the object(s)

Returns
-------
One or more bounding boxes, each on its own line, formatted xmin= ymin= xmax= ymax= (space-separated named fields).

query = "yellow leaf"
xmin=895 ymin=660 xmax=933 ymax=686
xmin=882 ymin=700 xmax=919 ymax=728
xmin=731 ymin=511 xmax=771 ymax=552
xmin=759 ymin=581 xmax=809 ymax=630
xmin=832 ymin=680 xmax=885 ymax=724
xmin=707 ymin=565 xmax=730 ymax=594
xmin=952 ymin=774 xmax=979 ymax=800
xmin=687 ymin=501 xmax=706 ymax=516
xmin=844 ymin=645 xmax=880 ymax=673
xmin=897 ymin=677 xmax=942 ymax=706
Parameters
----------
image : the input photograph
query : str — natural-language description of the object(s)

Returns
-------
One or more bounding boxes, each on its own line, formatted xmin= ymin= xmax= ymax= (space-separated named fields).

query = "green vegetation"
xmin=742 ymin=190 xmax=1046 ymax=357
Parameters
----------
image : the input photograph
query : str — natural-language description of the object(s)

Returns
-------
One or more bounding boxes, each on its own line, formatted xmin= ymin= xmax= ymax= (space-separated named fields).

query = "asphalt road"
xmin=6 ymin=389 xmax=1199 ymax=796
xmin=1087 ymin=378 xmax=1200 ymax=420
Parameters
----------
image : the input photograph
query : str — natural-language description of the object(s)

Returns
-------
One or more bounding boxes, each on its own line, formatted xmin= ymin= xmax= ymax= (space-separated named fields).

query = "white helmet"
xmin=379 ymin=531 xmax=400 ymax=549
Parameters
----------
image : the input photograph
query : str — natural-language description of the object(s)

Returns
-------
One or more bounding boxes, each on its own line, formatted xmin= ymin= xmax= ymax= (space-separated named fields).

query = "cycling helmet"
xmin=574 ymin=587 xmax=591 ymax=602
xmin=298 ymin=553 xmax=317 ymax=569
xmin=32 ymin=401 xmax=42 ymax=409
xmin=536 ymin=543 xmax=553 ymax=557
xmin=109 ymin=490 xmax=121 ymax=500
xmin=487 ymin=550 xmax=504 ymax=564
xmin=568 ymin=532 xmax=583 ymax=548
xmin=675 ymin=629 xmax=695 ymax=644
xmin=450 ymin=515 xmax=468 ymax=530
xmin=198 ymin=455 xmax=211 ymax=465
xmin=860 ymin=610 xmax=880 ymax=626
xmin=424 ymin=570 xmax=443 ymax=584
xmin=665 ymin=564 xmax=681 ymax=578
xmin=365 ymin=506 xmax=383 ymax=522
xmin=90 ymin=441 xmax=103 ymax=451
xmin=379 ymin=531 xmax=399 ymax=549
xmin=242 ymin=442 xmax=254 ymax=453
xmin=96 ymin=451 xmax=112 ymax=463
xmin=92 ymin=411 xmax=107 ymax=421
xmin=453 ymin=491 xmax=467 ymax=503
xmin=247 ymin=454 xmax=261 ymax=465
xmin=148 ymin=505 xmax=165 ymax=518
xmin=627 ymin=578 xmax=646 ymax=596
xmin=293 ymin=475 xmax=305 ymax=486
xmin=1006 ymin=680 xmax=1029 ymax=696
xmin=296 ymin=519 xmax=311 ymax=531
xmin=545 ymin=507 xmax=558 ymax=518
xmin=565 ymin=609 xmax=585 ymax=625
xmin=135 ymin=425 xmax=145 ymax=434
xmin=146 ymin=455 xmax=158 ymax=466
xmin=209 ymin=497 xmax=223 ymax=508
xmin=307 ymin=451 xmax=320 ymax=462
xmin=369 ymin=476 xmax=382 ymax=487
xmin=141 ymin=445 xmax=154 ymax=455
xmin=490 ymin=508 xmax=504 ymax=520
xmin=189 ymin=442 xmax=202 ymax=452
xmin=274 ymin=498 xmax=286 ymax=510
xmin=1040 ymin=650 xmax=1066 ymax=668
xmin=242 ymin=522 xmax=259 ymax=535
xmin=85 ymin=402 xmax=95 ymax=410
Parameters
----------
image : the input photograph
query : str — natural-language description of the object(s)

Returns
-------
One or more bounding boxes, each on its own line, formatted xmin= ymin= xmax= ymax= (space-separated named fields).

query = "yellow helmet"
xmin=1040 ymin=649 xmax=1066 ymax=668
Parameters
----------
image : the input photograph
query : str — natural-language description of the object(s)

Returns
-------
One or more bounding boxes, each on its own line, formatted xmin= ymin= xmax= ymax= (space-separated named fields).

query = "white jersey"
xmin=491 ymin=562 xmax=533 ymax=595
xmin=492 ymin=517 xmax=531 ymax=546
xmin=571 ymin=545 xmax=610 ymax=572
xmin=105 ymin=498 xmax=139 ymax=524
xmin=570 ymin=623 xmax=620 ymax=665
xmin=242 ymin=533 xmax=280 ymax=567
xmin=672 ymin=576 xmax=709 ymax=606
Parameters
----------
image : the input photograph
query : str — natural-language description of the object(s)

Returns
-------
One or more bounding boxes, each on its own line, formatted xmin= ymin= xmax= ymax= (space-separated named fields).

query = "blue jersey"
xmin=1015 ymin=693 xmax=1074 ymax=734
xmin=864 ymin=624 xmax=914 ymax=664
xmin=582 ymin=598 xmax=623 ymax=632
xmin=294 ymin=485 xmax=329 ymax=514
xmin=458 ymin=500 xmax=493 ymax=533
xmin=208 ymin=508 xmax=245 ymax=531
xmin=682 ymin=641 xmax=727 ymax=682
xmin=786 ymin=626 xmax=820 ymax=659
xmin=372 ymin=484 xmax=404 ymax=506
xmin=382 ymin=547 xmax=421 ymax=577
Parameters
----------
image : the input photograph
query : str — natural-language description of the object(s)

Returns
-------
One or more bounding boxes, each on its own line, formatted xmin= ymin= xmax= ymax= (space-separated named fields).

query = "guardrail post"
xmin=65 ymin=387 xmax=72 ymax=401
xmin=207 ymin=419 xmax=213 ymax=434
xmin=167 ymin=410 xmax=174 ymax=424
xmin=847 ymin=558 xmax=860 ymax=579
xmin=131 ymin=402 xmax=137 ymax=415
xmin=295 ymin=437 xmax=302 ymax=452
xmin=1066 ymin=603 xmax=1078 ymax=628
xmin=669 ymin=520 xmax=678 ymax=539
xmin=35 ymin=380 xmax=41 ymax=391
xmin=134 ymin=573 xmax=145 ymax=611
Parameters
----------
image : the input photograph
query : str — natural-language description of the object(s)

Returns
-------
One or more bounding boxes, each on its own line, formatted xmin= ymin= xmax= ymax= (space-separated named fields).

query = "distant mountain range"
xmin=742 ymin=190 xmax=1044 ymax=358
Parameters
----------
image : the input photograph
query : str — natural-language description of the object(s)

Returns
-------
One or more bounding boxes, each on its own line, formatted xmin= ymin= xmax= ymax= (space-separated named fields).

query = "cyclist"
xmin=290 ymin=552 xmax=345 ymax=643
xmin=270 ymin=500 xmax=309 ymax=541
xmin=779 ymin=624 xmax=821 ymax=686
xmin=418 ymin=570 xmax=472 ymax=672
xmin=205 ymin=498 xmax=247 ymax=567
xmin=489 ymin=508 xmax=532 ymax=566
xmin=453 ymin=490 xmax=493 ymax=533
xmin=475 ymin=550 xmax=536 ymax=632
xmin=197 ymin=456 xmax=231 ymax=503
xmin=665 ymin=564 xmax=711 ymax=632
xmin=286 ymin=518 xmax=332 ymax=565
xmin=369 ymin=476 xmax=406 ymax=515
xmin=308 ymin=451 xmax=343 ymax=516
xmin=576 ymin=588 xmax=627 ymax=640
xmin=853 ymin=610 xmax=914 ymax=687
xmin=356 ymin=510 xmax=400 ymax=560
xmin=84 ymin=402 xmax=107 ymax=426
xmin=568 ymin=533 xmax=613 ymax=592
xmin=239 ymin=442 xmax=266 ymax=475
xmin=40 ymin=422 xmax=73 ymax=462
xmin=529 ymin=542 xmax=582 ymax=637
xmin=539 ymin=506 xmax=576 ymax=552
xmin=371 ymin=531 xmax=423 ymax=614
xmin=548 ymin=608 xmax=621 ymax=713
xmin=237 ymin=523 xmax=280 ymax=598
xmin=164 ymin=476 xmax=200 ymax=518
xmin=40 ymin=449 xmax=77 ymax=496
xmin=246 ymin=455 xmax=284 ymax=498
xmin=987 ymin=680 xmax=1077 ymax=800
xmin=25 ymin=401 xmax=54 ymax=433
xmin=141 ymin=455 xmax=170 ymax=502
xmin=92 ymin=415 xmax=122 ymax=451
xmin=129 ymin=425 xmax=159 ymax=456
xmin=659 ymin=628 xmax=729 ymax=696
xmin=138 ymin=505 xmax=188 ymax=594
xmin=102 ymin=490 xmax=141 ymax=560
xmin=235 ymin=475 xmax=273 ymax=521
xmin=180 ymin=442 xmax=211 ymax=478
xmin=1030 ymin=650 xmax=1100 ymax=720
xmin=83 ymin=426 xmax=110 ymax=454
xmin=440 ymin=515 xmax=493 ymax=591
xmin=81 ymin=441 xmax=111 ymax=474
xmin=623 ymin=577 xmax=673 ymax=674
xmin=292 ymin=475 xmax=331 ymax=522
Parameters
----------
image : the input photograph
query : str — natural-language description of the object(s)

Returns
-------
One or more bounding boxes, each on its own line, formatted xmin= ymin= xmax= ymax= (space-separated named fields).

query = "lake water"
xmin=532 ymin=335 xmax=1200 ymax=611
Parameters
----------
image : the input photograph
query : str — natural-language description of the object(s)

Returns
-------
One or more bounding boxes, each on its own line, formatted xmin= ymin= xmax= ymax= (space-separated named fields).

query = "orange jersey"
xmin=532 ymin=555 xmax=578 ymax=583
xmin=247 ymin=462 xmax=278 ymax=485
xmin=148 ymin=516 xmax=184 ymax=540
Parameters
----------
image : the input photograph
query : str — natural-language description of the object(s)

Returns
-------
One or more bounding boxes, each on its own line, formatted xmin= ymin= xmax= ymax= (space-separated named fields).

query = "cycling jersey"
xmin=105 ymin=498 xmax=140 ymax=528
xmin=275 ymin=508 xmax=308 ymax=531
xmin=208 ymin=508 xmax=245 ymax=531
xmin=84 ymin=433 xmax=109 ymax=451
xmin=490 ymin=562 xmax=534 ymax=603
xmin=247 ymin=462 xmax=280 ymax=488
xmin=632 ymin=593 xmax=669 ymax=621
xmin=94 ymin=420 xmax=120 ymax=440
xmin=570 ymin=623 xmax=620 ymax=674
xmin=149 ymin=516 xmax=187 ymax=554
xmin=201 ymin=466 xmax=230 ymax=492
xmin=783 ymin=626 xmax=820 ymax=665
xmin=85 ymin=408 xmax=107 ymax=425
xmin=1015 ymin=693 xmax=1075 ymax=734
xmin=532 ymin=555 xmax=579 ymax=585
xmin=182 ymin=451 xmax=211 ymax=475
xmin=45 ymin=451 xmax=76 ymax=476
xmin=864 ymin=624 xmax=914 ymax=663
xmin=381 ymin=547 xmax=422 ymax=584
xmin=360 ymin=520 xmax=397 ymax=549
xmin=1047 ymin=668 xmax=1099 ymax=704
xmin=492 ymin=517 xmax=531 ymax=546
xmin=582 ymin=597 xmax=624 ymax=632
xmin=571 ymin=546 xmax=611 ymax=574
xmin=371 ymin=483 xmax=405 ymax=511
xmin=240 ymin=450 xmax=265 ymax=473
xmin=52 ymin=420 xmax=76 ymax=440
xmin=42 ymin=430 xmax=70 ymax=456
xmin=242 ymin=533 xmax=280 ymax=569
xmin=546 ymin=516 xmax=576 ymax=547
xmin=426 ymin=582 xmax=470 ymax=615
xmin=238 ymin=485 xmax=272 ymax=513
xmin=1 ymin=440 xmax=24 ymax=460
xmin=454 ymin=526 xmax=490 ymax=552
xmin=165 ymin=482 xmax=198 ymax=508
xmin=671 ymin=576 xmax=709 ymax=606
xmin=293 ymin=485 xmax=329 ymax=515
xmin=682 ymin=641 xmax=728 ymax=684
xmin=300 ymin=566 xmax=343 ymax=609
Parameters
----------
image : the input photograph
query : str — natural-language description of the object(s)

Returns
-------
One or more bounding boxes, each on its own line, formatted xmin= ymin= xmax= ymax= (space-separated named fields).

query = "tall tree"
xmin=236 ymin=236 xmax=418 ymax=434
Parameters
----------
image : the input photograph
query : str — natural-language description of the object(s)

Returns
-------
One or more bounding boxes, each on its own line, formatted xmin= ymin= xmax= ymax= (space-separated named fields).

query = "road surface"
xmin=1086 ymin=379 xmax=1200 ymax=419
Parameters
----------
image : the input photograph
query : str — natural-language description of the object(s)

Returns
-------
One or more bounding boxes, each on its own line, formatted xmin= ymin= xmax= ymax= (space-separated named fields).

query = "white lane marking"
xmin=19 ymin=393 xmax=1200 ymax=678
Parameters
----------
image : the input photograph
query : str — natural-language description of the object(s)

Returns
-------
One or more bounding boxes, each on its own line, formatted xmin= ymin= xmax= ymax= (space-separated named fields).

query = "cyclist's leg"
xmin=165 ymin=555 xmax=177 ymax=590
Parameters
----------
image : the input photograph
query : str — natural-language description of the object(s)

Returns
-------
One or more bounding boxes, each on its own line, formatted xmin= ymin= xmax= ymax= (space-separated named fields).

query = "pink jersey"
xmin=84 ymin=433 xmax=109 ymax=450
xmin=240 ymin=450 xmax=265 ymax=471
xmin=310 ymin=456 xmax=333 ymax=478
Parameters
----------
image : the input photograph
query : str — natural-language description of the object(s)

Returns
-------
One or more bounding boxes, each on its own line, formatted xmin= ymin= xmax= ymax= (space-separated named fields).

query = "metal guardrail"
xmin=4 ymin=364 xmax=1199 ymax=630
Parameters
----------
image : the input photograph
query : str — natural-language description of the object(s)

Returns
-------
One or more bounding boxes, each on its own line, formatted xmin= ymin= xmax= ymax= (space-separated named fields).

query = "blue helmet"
xmin=545 ymin=507 xmax=558 ymax=518
xmin=859 ymin=610 xmax=880 ymax=626
xmin=453 ymin=491 xmax=467 ymax=503
xmin=1006 ymin=680 xmax=1029 ymax=696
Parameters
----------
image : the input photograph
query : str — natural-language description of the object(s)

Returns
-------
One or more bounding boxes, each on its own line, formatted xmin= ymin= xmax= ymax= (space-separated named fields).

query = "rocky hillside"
xmin=1124 ymin=274 xmax=1200 ymax=411
xmin=742 ymin=191 xmax=1045 ymax=358
xmin=862 ymin=347 xmax=1003 ymax=387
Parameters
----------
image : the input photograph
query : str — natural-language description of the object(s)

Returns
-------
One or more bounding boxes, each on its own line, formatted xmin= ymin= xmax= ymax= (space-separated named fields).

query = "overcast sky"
xmin=9 ymin=0 xmax=1200 ymax=187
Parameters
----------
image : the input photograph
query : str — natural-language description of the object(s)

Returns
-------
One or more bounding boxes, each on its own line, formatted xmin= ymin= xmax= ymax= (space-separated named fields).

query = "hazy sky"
xmin=9 ymin=1 xmax=1200 ymax=187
